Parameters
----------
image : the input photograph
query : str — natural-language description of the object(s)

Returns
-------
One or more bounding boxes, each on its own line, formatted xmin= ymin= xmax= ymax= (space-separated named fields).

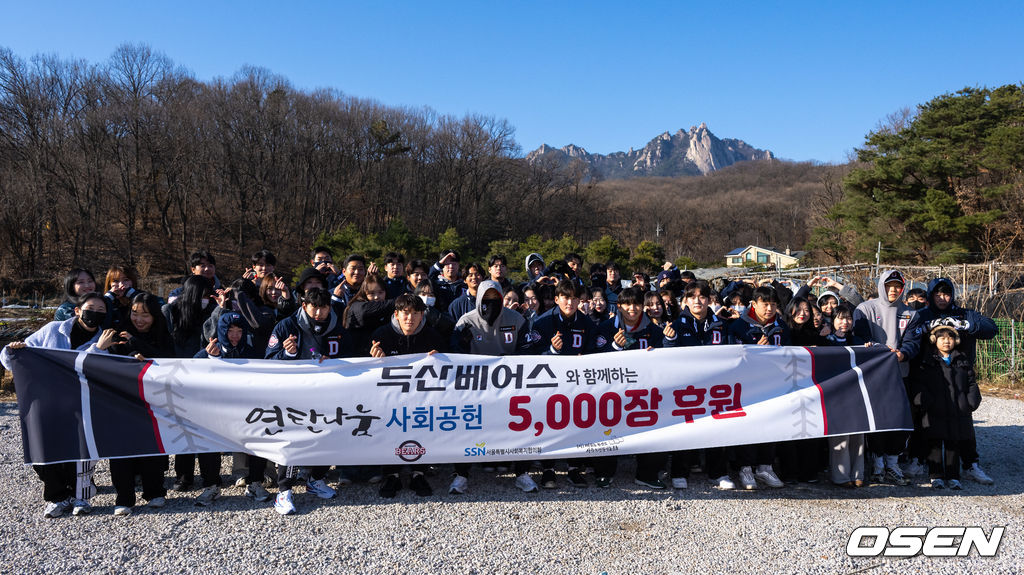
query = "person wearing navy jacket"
xmin=383 ymin=251 xmax=411 ymax=299
xmin=192 ymin=311 xmax=271 ymax=507
xmin=530 ymin=279 xmax=599 ymax=355
xmin=266 ymin=288 xmax=351 ymax=361
xmin=663 ymin=281 xmax=735 ymax=491
xmin=726 ymin=285 xmax=789 ymax=490
xmin=595 ymin=286 xmax=669 ymax=352
xmin=526 ymin=279 xmax=598 ymax=486
xmin=428 ymin=250 xmax=466 ymax=312
xmin=264 ymin=288 xmax=345 ymax=514
xmin=591 ymin=286 xmax=674 ymax=489
xmin=913 ymin=277 xmax=998 ymax=485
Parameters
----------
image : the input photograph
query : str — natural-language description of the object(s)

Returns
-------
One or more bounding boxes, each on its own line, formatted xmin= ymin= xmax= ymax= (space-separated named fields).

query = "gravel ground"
xmin=0 ymin=398 xmax=1020 ymax=575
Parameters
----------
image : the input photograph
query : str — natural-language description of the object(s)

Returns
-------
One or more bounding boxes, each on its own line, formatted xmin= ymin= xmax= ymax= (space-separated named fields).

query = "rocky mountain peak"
xmin=526 ymin=124 xmax=772 ymax=179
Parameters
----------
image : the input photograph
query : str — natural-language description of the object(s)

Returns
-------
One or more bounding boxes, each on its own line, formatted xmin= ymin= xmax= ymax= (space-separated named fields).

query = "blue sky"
xmin=3 ymin=1 xmax=1022 ymax=163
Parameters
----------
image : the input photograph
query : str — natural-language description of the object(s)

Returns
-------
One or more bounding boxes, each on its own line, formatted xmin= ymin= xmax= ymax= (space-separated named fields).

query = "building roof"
xmin=724 ymin=245 xmax=806 ymax=259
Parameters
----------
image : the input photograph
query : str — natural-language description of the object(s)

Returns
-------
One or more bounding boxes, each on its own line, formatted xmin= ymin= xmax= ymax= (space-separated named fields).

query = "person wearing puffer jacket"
xmin=912 ymin=277 xmax=998 ymax=485
xmin=1 ymin=292 xmax=113 ymax=518
xmin=853 ymin=269 xmax=923 ymax=486
xmin=910 ymin=324 xmax=981 ymax=490
xmin=194 ymin=311 xmax=272 ymax=506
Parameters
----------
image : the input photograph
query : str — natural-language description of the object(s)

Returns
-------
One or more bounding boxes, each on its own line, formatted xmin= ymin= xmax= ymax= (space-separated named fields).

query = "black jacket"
xmin=911 ymin=349 xmax=981 ymax=441
xmin=370 ymin=316 xmax=446 ymax=356
xmin=344 ymin=299 xmax=395 ymax=356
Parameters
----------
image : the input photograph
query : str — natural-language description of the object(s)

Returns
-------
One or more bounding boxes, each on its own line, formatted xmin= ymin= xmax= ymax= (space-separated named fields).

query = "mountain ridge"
xmin=526 ymin=123 xmax=774 ymax=179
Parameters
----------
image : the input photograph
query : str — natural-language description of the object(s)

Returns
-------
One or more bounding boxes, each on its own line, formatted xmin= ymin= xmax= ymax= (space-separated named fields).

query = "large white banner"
xmin=9 ymin=345 xmax=911 ymax=465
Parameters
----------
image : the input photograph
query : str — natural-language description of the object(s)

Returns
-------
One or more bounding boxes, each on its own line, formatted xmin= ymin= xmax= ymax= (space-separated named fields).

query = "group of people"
xmin=0 ymin=246 xmax=999 ymax=518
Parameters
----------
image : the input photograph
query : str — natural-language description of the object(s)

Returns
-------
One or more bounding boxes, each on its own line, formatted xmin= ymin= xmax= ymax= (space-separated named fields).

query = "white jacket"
xmin=0 ymin=318 xmax=106 ymax=371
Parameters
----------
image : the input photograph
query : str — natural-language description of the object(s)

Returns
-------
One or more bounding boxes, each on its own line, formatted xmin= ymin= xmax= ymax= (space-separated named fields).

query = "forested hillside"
xmin=2 ymin=43 xmax=1020 ymax=291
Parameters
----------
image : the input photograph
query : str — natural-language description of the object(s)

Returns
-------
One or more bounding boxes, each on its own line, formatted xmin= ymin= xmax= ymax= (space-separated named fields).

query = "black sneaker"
xmin=541 ymin=469 xmax=557 ymax=489
xmin=567 ymin=468 xmax=588 ymax=487
xmin=173 ymin=476 xmax=194 ymax=492
xmin=594 ymin=476 xmax=613 ymax=488
xmin=379 ymin=474 xmax=401 ymax=498
xmin=409 ymin=473 xmax=433 ymax=497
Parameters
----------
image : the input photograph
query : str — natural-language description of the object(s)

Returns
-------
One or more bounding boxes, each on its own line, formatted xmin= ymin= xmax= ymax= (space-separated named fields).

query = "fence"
xmin=720 ymin=262 xmax=1024 ymax=383
xmin=724 ymin=262 xmax=1024 ymax=321
xmin=976 ymin=318 xmax=1021 ymax=383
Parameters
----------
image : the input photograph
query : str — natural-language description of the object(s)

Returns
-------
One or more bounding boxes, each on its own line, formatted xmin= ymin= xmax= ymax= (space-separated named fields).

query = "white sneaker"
xmin=147 ymin=496 xmax=165 ymax=508
xmin=71 ymin=499 xmax=92 ymax=515
xmin=246 ymin=483 xmax=271 ymax=502
xmin=43 ymin=498 xmax=73 ymax=518
xmin=964 ymin=463 xmax=994 ymax=485
xmin=671 ymin=477 xmax=688 ymax=489
xmin=714 ymin=475 xmax=736 ymax=490
xmin=113 ymin=506 xmax=132 ymax=516
xmin=274 ymin=489 xmax=296 ymax=515
xmin=903 ymin=458 xmax=927 ymax=477
xmin=306 ymin=478 xmax=337 ymax=500
xmin=515 ymin=473 xmax=539 ymax=493
xmin=755 ymin=465 xmax=784 ymax=488
xmin=448 ymin=474 xmax=468 ymax=495
xmin=195 ymin=485 xmax=220 ymax=506
xmin=738 ymin=466 xmax=757 ymax=490
xmin=234 ymin=476 xmax=248 ymax=488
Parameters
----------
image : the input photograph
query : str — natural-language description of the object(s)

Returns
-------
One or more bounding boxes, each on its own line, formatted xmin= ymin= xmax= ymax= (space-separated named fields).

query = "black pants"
xmin=776 ymin=438 xmax=826 ymax=481
xmin=246 ymin=456 xmax=268 ymax=484
xmin=591 ymin=453 xmax=668 ymax=481
xmin=542 ymin=458 xmax=587 ymax=471
xmin=34 ymin=461 xmax=95 ymax=503
xmin=734 ymin=442 xmax=776 ymax=468
xmin=926 ymin=439 xmax=961 ymax=481
xmin=276 ymin=465 xmax=329 ymax=491
xmin=34 ymin=462 xmax=76 ymax=503
xmin=866 ymin=431 xmax=908 ymax=457
xmin=671 ymin=448 xmax=728 ymax=479
xmin=174 ymin=453 xmax=223 ymax=487
xmin=960 ymin=429 xmax=980 ymax=468
xmin=110 ymin=456 xmax=168 ymax=507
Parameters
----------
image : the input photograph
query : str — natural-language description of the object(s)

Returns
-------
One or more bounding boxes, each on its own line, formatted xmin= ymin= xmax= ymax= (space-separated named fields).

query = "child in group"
xmin=824 ymin=303 xmax=868 ymax=487
xmin=195 ymin=311 xmax=273 ymax=505
xmin=910 ymin=323 xmax=981 ymax=490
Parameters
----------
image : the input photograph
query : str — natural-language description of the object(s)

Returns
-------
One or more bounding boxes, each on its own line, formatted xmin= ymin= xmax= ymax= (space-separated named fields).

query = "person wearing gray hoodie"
xmin=449 ymin=280 xmax=537 ymax=494
xmin=853 ymin=269 xmax=923 ymax=486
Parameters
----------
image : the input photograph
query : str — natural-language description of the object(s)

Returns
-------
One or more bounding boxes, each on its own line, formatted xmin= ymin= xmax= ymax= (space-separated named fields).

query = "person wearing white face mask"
xmin=2 ymin=292 xmax=114 ymax=518
xmin=414 ymin=282 xmax=455 ymax=340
